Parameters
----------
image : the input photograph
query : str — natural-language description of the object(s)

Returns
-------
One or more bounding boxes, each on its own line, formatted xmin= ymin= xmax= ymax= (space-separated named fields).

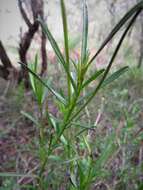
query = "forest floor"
xmin=0 ymin=67 xmax=143 ymax=189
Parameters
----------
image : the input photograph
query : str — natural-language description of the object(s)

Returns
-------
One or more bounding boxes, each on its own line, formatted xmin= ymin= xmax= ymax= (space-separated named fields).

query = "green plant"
xmin=20 ymin=0 xmax=143 ymax=189
xmin=1 ymin=0 xmax=143 ymax=189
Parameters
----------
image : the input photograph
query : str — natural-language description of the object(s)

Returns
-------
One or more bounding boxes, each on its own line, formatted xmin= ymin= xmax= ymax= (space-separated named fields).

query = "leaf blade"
xmin=68 ymin=9 xmax=141 ymax=124
xmin=102 ymin=66 xmax=129 ymax=88
xmin=38 ymin=18 xmax=77 ymax=94
xmin=21 ymin=111 xmax=39 ymax=126
xmin=81 ymin=0 xmax=88 ymax=64
xmin=18 ymin=62 xmax=67 ymax=105
xmin=60 ymin=0 xmax=71 ymax=101
xmin=89 ymin=1 xmax=143 ymax=64
xmin=82 ymin=69 xmax=105 ymax=89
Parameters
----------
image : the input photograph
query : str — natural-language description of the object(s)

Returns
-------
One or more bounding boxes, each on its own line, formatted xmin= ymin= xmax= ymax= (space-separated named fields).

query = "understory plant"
xmin=20 ymin=0 xmax=143 ymax=189
xmin=1 ymin=0 xmax=143 ymax=189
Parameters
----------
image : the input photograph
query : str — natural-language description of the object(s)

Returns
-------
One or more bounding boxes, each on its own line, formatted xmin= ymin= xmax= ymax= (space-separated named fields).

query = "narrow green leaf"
xmin=60 ymin=0 xmax=71 ymax=100
xmin=21 ymin=111 xmax=39 ymax=126
xmin=68 ymin=10 xmax=141 ymax=124
xmin=77 ymin=162 xmax=85 ymax=187
xmin=78 ymin=67 xmax=128 ymax=105
xmin=70 ymin=58 xmax=78 ymax=72
xmin=81 ymin=0 xmax=88 ymax=64
xmin=71 ymin=121 xmax=96 ymax=136
xmin=60 ymin=0 xmax=69 ymax=65
xmin=29 ymin=55 xmax=37 ymax=93
xmin=102 ymin=66 xmax=129 ymax=87
xmin=47 ymin=113 xmax=67 ymax=145
xmin=48 ymin=114 xmax=59 ymax=132
xmin=38 ymin=18 xmax=77 ymax=94
xmin=48 ymin=155 xmax=62 ymax=162
xmin=82 ymin=69 xmax=105 ymax=89
xmin=83 ymin=135 xmax=91 ymax=154
xmin=75 ymin=128 xmax=95 ymax=137
xmin=77 ymin=90 xmax=94 ymax=105
xmin=18 ymin=62 xmax=67 ymax=105
xmin=46 ymin=112 xmax=55 ymax=129
xmin=70 ymin=172 xmax=78 ymax=187
xmin=32 ymin=55 xmax=43 ymax=103
xmin=34 ymin=53 xmax=38 ymax=72
xmin=39 ymin=18 xmax=65 ymax=65
xmin=29 ymin=55 xmax=48 ymax=105
xmin=71 ymin=122 xmax=96 ymax=129
xmin=60 ymin=135 xmax=68 ymax=145
xmin=89 ymin=1 xmax=143 ymax=64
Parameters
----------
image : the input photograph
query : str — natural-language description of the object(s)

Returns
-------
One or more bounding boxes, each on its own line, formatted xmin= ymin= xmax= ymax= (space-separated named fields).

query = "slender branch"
xmin=19 ymin=21 xmax=39 ymax=63
xmin=18 ymin=21 xmax=39 ymax=87
xmin=18 ymin=0 xmax=32 ymax=28
xmin=31 ymin=0 xmax=43 ymax=21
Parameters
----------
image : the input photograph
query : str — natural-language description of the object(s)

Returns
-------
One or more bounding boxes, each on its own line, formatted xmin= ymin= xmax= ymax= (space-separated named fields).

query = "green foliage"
xmin=3 ymin=0 xmax=143 ymax=189
xmin=20 ymin=0 xmax=143 ymax=188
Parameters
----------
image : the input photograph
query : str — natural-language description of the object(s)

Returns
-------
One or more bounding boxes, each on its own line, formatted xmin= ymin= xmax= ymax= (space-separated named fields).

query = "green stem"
xmin=51 ymin=85 xmax=82 ymax=151
xmin=38 ymin=105 xmax=47 ymax=189
xmin=60 ymin=0 xmax=71 ymax=102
